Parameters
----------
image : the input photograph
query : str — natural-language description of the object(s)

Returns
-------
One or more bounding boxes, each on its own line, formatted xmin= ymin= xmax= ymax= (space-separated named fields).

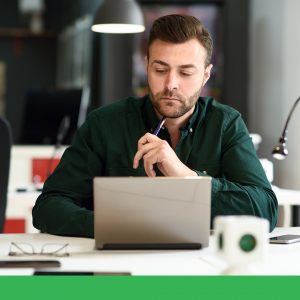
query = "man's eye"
xmin=155 ymin=69 xmax=167 ymax=73
xmin=180 ymin=71 xmax=193 ymax=76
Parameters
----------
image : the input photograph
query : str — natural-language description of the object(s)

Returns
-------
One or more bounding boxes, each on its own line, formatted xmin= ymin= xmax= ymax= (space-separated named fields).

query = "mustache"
xmin=158 ymin=88 xmax=183 ymax=100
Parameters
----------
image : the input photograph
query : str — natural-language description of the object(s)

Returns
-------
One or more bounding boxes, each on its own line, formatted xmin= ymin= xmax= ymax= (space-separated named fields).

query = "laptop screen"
xmin=93 ymin=177 xmax=211 ymax=250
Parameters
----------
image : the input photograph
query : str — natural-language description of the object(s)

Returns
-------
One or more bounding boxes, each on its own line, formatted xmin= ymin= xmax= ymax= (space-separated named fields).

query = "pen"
xmin=153 ymin=116 xmax=166 ymax=136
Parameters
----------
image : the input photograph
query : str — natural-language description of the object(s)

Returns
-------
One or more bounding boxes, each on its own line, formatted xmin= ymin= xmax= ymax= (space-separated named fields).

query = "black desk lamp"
xmin=272 ymin=96 xmax=300 ymax=160
xmin=91 ymin=0 xmax=145 ymax=34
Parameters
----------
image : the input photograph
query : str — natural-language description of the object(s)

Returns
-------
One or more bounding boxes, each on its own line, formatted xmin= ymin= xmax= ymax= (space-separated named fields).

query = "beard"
xmin=149 ymin=86 xmax=202 ymax=118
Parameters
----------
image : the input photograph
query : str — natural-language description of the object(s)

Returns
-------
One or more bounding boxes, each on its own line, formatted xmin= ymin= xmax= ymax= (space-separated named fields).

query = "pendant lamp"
xmin=91 ymin=0 xmax=145 ymax=34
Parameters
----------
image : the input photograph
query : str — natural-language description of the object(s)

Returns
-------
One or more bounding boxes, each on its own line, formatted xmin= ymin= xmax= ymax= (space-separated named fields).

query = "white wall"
xmin=249 ymin=0 xmax=300 ymax=189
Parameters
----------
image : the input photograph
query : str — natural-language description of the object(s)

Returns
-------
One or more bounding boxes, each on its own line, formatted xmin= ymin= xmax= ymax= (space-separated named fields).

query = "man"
xmin=32 ymin=14 xmax=278 ymax=238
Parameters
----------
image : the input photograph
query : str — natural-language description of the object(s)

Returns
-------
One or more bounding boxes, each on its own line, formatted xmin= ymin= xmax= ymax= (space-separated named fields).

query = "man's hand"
xmin=133 ymin=133 xmax=197 ymax=177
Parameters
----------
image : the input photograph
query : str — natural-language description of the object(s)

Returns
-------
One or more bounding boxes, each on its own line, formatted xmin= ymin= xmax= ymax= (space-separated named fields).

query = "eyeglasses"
xmin=9 ymin=242 xmax=70 ymax=257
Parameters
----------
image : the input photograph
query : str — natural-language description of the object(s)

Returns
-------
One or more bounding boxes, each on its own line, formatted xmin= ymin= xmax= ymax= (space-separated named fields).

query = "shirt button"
xmin=189 ymin=128 xmax=193 ymax=133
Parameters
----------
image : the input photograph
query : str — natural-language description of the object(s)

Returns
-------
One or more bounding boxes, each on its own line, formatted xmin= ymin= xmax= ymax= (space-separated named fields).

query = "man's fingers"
xmin=133 ymin=144 xmax=155 ymax=169
xmin=142 ymin=151 xmax=158 ymax=177
xmin=133 ymin=151 xmax=143 ymax=169
xmin=133 ymin=135 xmax=159 ymax=169
xmin=137 ymin=133 xmax=159 ymax=150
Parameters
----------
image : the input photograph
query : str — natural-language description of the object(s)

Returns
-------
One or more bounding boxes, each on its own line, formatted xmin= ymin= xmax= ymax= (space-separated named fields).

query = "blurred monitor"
xmin=20 ymin=87 xmax=90 ymax=145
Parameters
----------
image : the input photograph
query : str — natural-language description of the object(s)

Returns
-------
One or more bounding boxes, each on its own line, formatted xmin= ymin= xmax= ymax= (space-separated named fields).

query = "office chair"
xmin=0 ymin=116 xmax=12 ymax=232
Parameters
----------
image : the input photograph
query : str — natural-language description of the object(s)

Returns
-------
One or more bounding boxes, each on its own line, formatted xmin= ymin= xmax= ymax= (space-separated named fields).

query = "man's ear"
xmin=203 ymin=64 xmax=213 ymax=86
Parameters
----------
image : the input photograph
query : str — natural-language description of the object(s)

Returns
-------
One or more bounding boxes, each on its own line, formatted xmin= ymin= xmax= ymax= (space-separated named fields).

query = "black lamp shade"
xmin=91 ymin=0 xmax=145 ymax=34
xmin=272 ymin=140 xmax=288 ymax=160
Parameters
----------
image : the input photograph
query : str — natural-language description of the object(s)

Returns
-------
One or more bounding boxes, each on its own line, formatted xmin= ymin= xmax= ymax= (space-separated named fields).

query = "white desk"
xmin=0 ymin=227 xmax=300 ymax=275
xmin=0 ymin=233 xmax=217 ymax=275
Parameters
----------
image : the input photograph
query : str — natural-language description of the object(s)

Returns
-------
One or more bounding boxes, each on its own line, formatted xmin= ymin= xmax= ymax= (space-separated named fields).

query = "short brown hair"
xmin=148 ymin=14 xmax=213 ymax=67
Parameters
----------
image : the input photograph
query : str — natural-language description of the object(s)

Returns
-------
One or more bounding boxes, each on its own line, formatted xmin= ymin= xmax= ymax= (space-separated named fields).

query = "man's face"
xmin=147 ymin=38 xmax=212 ymax=118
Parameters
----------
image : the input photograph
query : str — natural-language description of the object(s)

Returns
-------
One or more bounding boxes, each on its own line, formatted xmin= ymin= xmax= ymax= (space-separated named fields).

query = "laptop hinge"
xmin=101 ymin=243 xmax=202 ymax=250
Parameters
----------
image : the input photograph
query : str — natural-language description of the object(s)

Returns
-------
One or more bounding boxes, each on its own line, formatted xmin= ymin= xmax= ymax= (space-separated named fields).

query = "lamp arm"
xmin=272 ymin=96 xmax=300 ymax=159
xmin=279 ymin=96 xmax=300 ymax=140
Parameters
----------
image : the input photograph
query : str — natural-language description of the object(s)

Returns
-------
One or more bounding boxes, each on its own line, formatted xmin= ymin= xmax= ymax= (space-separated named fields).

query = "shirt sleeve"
xmin=196 ymin=112 xmax=278 ymax=231
xmin=32 ymin=115 xmax=101 ymax=238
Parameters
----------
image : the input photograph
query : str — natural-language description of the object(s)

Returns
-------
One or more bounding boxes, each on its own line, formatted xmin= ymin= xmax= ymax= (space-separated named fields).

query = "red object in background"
xmin=32 ymin=158 xmax=60 ymax=184
xmin=13 ymin=36 xmax=24 ymax=57
xmin=3 ymin=219 xmax=26 ymax=233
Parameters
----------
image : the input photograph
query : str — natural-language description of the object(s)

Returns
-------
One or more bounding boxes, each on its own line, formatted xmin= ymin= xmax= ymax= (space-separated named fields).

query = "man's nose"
xmin=165 ymin=71 xmax=179 ymax=91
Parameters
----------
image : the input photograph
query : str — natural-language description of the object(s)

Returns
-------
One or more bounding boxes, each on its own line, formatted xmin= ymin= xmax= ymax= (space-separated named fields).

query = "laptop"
xmin=93 ymin=177 xmax=211 ymax=250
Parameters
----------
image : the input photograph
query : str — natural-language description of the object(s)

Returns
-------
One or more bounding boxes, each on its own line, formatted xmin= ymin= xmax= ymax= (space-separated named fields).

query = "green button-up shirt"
xmin=32 ymin=96 xmax=278 ymax=237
